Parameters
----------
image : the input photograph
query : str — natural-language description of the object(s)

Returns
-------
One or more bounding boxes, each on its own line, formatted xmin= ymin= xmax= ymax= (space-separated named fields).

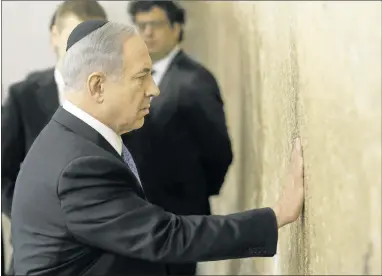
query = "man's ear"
xmin=50 ymin=25 xmax=59 ymax=49
xmin=171 ymin=23 xmax=182 ymax=42
xmin=87 ymin=73 xmax=106 ymax=103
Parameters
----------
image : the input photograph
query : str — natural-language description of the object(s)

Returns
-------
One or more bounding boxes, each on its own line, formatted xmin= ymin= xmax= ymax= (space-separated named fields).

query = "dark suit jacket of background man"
xmin=1 ymin=68 xmax=59 ymax=217
xmin=11 ymin=106 xmax=278 ymax=276
xmin=123 ymin=50 xmax=233 ymax=217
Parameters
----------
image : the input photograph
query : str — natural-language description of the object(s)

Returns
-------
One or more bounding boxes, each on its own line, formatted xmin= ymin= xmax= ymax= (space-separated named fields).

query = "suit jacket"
xmin=123 ymin=50 xmax=233 ymax=216
xmin=1 ymin=68 xmax=59 ymax=217
xmin=11 ymin=107 xmax=278 ymax=276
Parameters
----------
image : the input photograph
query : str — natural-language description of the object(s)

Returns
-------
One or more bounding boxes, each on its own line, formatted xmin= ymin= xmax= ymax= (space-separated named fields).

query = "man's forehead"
xmin=123 ymin=36 xmax=152 ymax=73
xmin=127 ymin=58 xmax=152 ymax=74
xmin=135 ymin=7 xmax=166 ymax=19
xmin=125 ymin=53 xmax=152 ymax=75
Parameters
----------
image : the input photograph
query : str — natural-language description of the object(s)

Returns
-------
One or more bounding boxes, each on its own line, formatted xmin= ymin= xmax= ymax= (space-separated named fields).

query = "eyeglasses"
xmin=135 ymin=20 xmax=168 ymax=31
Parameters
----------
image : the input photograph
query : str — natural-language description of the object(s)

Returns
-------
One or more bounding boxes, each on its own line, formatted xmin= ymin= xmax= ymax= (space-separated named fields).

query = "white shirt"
xmin=54 ymin=68 xmax=66 ymax=105
xmin=152 ymin=45 xmax=181 ymax=86
xmin=62 ymin=100 xmax=123 ymax=155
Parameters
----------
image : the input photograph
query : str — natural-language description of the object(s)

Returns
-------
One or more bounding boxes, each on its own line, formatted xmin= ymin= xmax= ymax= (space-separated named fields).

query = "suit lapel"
xmin=53 ymin=107 xmax=147 ymax=199
xmin=150 ymin=51 xmax=185 ymax=116
xmin=157 ymin=50 xmax=185 ymax=96
xmin=53 ymin=107 xmax=120 ymax=158
xmin=158 ymin=69 xmax=172 ymax=97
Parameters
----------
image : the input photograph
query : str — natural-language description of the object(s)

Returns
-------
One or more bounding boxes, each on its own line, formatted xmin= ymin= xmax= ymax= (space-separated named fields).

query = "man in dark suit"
xmin=1 ymin=0 xmax=107 ymax=218
xmin=11 ymin=20 xmax=305 ymax=276
xmin=125 ymin=2 xmax=232 ymax=273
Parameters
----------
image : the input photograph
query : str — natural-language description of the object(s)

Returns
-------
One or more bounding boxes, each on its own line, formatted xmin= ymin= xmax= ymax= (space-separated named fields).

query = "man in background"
xmin=125 ymin=2 xmax=232 ymax=274
xmin=1 ymin=11 xmax=58 ymax=276
xmin=2 ymin=0 xmax=107 ymax=219
xmin=1 ymin=2 xmax=107 ymax=274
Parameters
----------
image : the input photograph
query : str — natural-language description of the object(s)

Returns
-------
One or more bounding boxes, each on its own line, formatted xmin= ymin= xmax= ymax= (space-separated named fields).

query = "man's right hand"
xmin=272 ymin=137 xmax=305 ymax=228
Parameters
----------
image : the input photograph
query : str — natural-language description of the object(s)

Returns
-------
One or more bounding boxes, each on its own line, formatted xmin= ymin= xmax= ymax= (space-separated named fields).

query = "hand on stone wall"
xmin=273 ymin=138 xmax=304 ymax=228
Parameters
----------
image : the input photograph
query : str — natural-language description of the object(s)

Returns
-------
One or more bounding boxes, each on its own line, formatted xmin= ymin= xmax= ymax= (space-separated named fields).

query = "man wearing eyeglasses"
xmin=125 ymin=1 xmax=233 ymax=275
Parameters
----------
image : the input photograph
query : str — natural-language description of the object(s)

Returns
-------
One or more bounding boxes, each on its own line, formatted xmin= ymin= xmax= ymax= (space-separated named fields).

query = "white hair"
xmin=60 ymin=22 xmax=137 ymax=92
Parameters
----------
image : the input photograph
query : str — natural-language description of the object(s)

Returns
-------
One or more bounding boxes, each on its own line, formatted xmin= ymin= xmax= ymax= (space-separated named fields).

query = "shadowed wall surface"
xmin=181 ymin=1 xmax=381 ymax=275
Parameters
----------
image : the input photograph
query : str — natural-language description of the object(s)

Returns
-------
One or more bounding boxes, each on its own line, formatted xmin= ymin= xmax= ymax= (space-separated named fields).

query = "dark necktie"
xmin=121 ymin=144 xmax=142 ymax=188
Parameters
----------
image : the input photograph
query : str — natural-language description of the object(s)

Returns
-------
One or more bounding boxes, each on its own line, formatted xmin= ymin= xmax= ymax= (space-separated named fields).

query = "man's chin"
xmin=118 ymin=118 xmax=145 ymax=135
xmin=132 ymin=117 xmax=145 ymax=130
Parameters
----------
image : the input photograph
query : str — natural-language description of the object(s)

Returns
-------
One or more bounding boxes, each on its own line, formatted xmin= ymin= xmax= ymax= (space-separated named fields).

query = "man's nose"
xmin=147 ymin=78 xmax=160 ymax=98
xmin=142 ymin=25 xmax=154 ymax=37
xmin=150 ymin=84 xmax=160 ymax=98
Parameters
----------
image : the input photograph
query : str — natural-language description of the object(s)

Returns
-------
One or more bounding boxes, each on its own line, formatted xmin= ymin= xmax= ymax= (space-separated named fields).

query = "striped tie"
xmin=121 ymin=144 xmax=142 ymax=188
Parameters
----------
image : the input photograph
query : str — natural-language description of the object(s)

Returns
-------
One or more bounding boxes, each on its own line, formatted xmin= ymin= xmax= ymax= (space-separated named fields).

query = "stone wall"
xmin=181 ymin=1 xmax=381 ymax=274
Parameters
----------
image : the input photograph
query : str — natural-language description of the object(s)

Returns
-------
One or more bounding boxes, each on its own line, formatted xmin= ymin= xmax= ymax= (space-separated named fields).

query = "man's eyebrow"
xmin=137 ymin=68 xmax=151 ymax=75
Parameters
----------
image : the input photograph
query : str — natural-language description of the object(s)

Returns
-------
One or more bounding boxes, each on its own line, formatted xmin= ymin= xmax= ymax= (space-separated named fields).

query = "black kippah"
xmin=66 ymin=20 xmax=108 ymax=51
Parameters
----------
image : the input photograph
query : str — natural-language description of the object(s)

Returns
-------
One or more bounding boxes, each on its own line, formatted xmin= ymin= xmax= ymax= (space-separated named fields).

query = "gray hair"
xmin=60 ymin=22 xmax=137 ymax=92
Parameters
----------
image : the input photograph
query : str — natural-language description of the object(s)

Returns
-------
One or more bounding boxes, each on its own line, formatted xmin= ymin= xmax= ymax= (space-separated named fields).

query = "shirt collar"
xmin=152 ymin=45 xmax=181 ymax=80
xmin=62 ymin=100 xmax=123 ymax=155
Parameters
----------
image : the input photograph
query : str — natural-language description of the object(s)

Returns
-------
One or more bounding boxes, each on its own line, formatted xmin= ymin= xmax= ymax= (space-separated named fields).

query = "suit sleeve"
xmin=1 ymin=87 xmax=26 ymax=217
xmin=179 ymin=71 xmax=233 ymax=196
xmin=58 ymin=156 xmax=278 ymax=263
